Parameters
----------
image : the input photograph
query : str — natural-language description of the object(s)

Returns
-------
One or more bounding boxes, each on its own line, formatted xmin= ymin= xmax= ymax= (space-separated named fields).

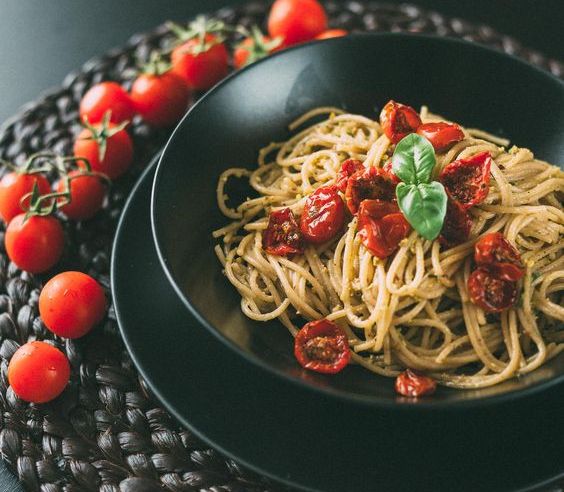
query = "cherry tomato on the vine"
xmin=335 ymin=159 xmax=364 ymax=193
xmin=233 ymin=31 xmax=282 ymax=69
xmin=39 ymin=271 xmax=106 ymax=339
xmin=56 ymin=171 xmax=106 ymax=220
xmin=474 ymin=232 xmax=524 ymax=281
xmin=268 ymin=0 xmax=328 ymax=46
xmin=300 ymin=185 xmax=345 ymax=244
xmin=379 ymin=100 xmax=422 ymax=144
xmin=467 ymin=267 xmax=518 ymax=313
xmin=345 ymin=166 xmax=397 ymax=214
xmin=395 ymin=369 xmax=437 ymax=397
xmin=315 ymin=29 xmax=348 ymax=40
xmin=79 ymin=82 xmax=134 ymax=125
xmin=0 ymin=172 xmax=51 ymax=223
xmin=416 ymin=122 xmax=464 ymax=152
xmin=263 ymin=207 xmax=303 ymax=256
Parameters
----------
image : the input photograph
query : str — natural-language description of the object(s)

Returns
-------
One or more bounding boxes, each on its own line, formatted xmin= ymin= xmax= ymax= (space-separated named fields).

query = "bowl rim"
xmin=151 ymin=31 xmax=564 ymax=410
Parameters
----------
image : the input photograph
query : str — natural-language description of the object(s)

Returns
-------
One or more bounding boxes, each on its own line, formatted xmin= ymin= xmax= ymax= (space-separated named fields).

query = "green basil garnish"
xmin=392 ymin=134 xmax=447 ymax=240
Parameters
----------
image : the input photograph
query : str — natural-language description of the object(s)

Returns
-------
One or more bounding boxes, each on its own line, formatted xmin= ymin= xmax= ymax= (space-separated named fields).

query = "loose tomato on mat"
xmin=263 ymin=207 xmax=303 ymax=256
xmin=439 ymin=198 xmax=472 ymax=248
xmin=39 ymin=271 xmax=106 ymax=339
xmin=379 ymin=100 xmax=422 ymax=144
xmin=357 ymin=199 xmax=411 ymax=259
xmin=335 ymin=158 xmax=364 ymax=193
xmin=268 ymin=0 xmax=328 ymax=46
xmin=294 ymin=318 xmax=350 ymax=374
xmin=300 ymin=185 xmax=345 ymax=244
xmin=234 ymin=26 xmax=282 ymax=69
xmin=8 ymin=341 xmax=70 ymax=403
xmin=439 ymin=152 xmax=491 ymax=208
xmin=0 ymin=171 xmax=50 ymax=223
xmin=474 ymin=232 xmax=524 ymax=281
xmin=345 ymin=166 xmax=397 ymax=214
xmin=315 ymin=29 xmax=348 ymax=40
xmin=56 ymin=171 xmax=106 ymax=220
xmin=467 ymin=268 xmax=518 ymax=313
xmin=395 ymin=369 xmax=437 ymax=397
xmin=416 ymin=122 xmax=464 ymax=152
xmin=79 ymin=82 xmax=134 ymax=125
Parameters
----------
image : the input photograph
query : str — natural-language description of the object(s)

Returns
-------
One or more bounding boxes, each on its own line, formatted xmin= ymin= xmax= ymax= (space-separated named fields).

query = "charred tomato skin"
xmin=345 ymin=166 xmax=397 ymax=214
xmin=439 ymin=198 xmax=472 ymax=249
xmin=439 ymin=152 xmax=491 ymax=208
xmin=335 ymin=159 xmax=364 ymax=193
xmin=474 ymin=232 xmax=524 ymax=281
xmin=467 ymin=267 xmax=518 ymax=313
xmin=263 ymin=207 xmax=303 ymax=256
xmin=300 ymin=186 xmax=345 ymax=244
xmin=379 ymin=100 xmax=422 ymax=144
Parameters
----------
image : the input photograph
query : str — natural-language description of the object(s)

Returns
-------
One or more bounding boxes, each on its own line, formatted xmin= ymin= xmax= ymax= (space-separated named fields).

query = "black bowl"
xmin=151 ymin=33 xmax=564 ymax=406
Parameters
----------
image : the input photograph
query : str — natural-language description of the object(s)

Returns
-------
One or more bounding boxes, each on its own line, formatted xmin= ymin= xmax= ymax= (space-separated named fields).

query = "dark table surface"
xmin=0 ymin=1 xmax=562 ymax=490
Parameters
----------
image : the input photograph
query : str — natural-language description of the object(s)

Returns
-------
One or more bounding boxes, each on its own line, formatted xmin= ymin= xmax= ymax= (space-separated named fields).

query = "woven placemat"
xmin=0 ymin=2 xmax=562 ymax=491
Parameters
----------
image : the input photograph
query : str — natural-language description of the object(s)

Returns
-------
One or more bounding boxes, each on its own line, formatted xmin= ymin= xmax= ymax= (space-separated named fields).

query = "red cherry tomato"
xmin=439 ymin=152 xmax=491 ymax=209
xmin=300 ymin=186 xmax=345 ymax=244
xmin=345 ymin=166 xmax=397 ymax=214
xmin=382 ymin=160 xmax=401 ymax=184
xmin=379 ymin=100 xmax=422 ymax=144
xmin=468 ymin=268 xmax=518 ymax=312
xmin=39 ymin=271 xmax=106 ymax=339
xmin=73 ymin=124 xmax=133 ymax=180
xmin=131 ymin=71 xmax=190 ymax=127
xmin=439 ymin=198 xmax=472 ymax=249
xmin=416 ymin=122 xmax=464 ymax=152
xmin=0 ymin=172 xmax=51 ymax=223
xmin=294 ymin=318 xmax=350 ymax=374
xmin=56 ymin=171 xmax=106 ymax=220
xmin=268 ymin=0 xmax=328 ymax=46
xmin=263 ymin=208 xmax=303 ymax=256
xmin=315 ymin=29 xmax=348 ymax=40
xmin=395 ymin=369 xmax=437 ymax=397
xmin=8 ymin=341 xmax=70 ymax=403
xmin=171 ymin=34 xmax=229 ymax=91
xmin=5 ymin=214 xmax=64 ymax=273
xmin=357 ymin=200 xmax=411 ymax=259
xmin=474 ymin=232 xmax=524 ymax=281
xmin=79 ymin=82 xmax=134 ymax=125
xmin=233 ymin=34 xmax=282 ymax=69
xmin=335 ymin=159 xmax=364 ymax=193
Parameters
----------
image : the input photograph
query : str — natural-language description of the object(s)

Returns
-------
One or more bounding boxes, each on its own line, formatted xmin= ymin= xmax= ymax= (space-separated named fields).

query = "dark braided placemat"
xmin=0 ymin=2 xmax=562 ymax=491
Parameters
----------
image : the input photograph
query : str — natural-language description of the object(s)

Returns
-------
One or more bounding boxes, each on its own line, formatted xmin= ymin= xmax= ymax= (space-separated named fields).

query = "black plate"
xmin=114 ymin=159 xmax=564 ymax=492
xmin=151 ymin=33 xmax=564 ymax=406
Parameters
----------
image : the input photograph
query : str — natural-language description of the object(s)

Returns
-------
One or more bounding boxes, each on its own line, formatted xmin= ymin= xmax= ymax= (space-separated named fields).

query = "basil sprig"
xmin=392 ymin=134 xmax=447 ymax=240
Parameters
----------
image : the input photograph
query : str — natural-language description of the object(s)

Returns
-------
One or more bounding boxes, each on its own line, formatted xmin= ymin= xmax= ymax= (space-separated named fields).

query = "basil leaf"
xmin=392 ymin=133 xmax=436 ymax=185
xmin=396 ymin=181 xmax=447 ymax=240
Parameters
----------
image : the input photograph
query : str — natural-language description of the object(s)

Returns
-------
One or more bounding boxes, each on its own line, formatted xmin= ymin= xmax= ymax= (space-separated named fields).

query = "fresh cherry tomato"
xmin=300 ymin=186 xmax=345 ymax=244
xmin=416 ymin=122 xmax=464 ymax=152
xmin=73 ymin=123 xmax=133 ymax=180
xmin=439 ymin=198 xmax=472 ymax=249
xmin=357 ymin=199 xmax=411 ymax=259
xmin=131 ymin=71 xmax=190 ymax=127
xmin=79 ymin=82 xmax=134 ymax=125
xmin=395 ymin=369 xmax=437 ymax=397
xmin=56 ymin=171 xmax=106 ymax=220
xmin=0 ymin=172 xmax=51 ymax=223
xmin=8 ymin=341 xmax=70 ymax=403
xmin=263 ymin=208 xmax=303 ymax=256
xmin=379 ymin=100 xmax=422 ymax=144
xmin=439 ymin=152 xmax=491 ymax=209
xmin=468 ymin=268 xmax=518 ymax=313
xmin=345 ymin=166 xmax=397 ymax=214
xmin=268 ymin=0 xmax=328 ymax=46
xmin=233 ymin=33 xmax=282 ymax=69
xmin=315 ymin=29 xmax=348 ymax=40
xmin=294 ymin=318 xmax=350 ymax=374
xmin=382 ymin=160 xmax=401 ymax=184
xmin=5 ymin=214 xmax=64 ymax=273
xmin=474 ymin=232 xmax=524 ymax=281
xmin=335 ymin=159 xmax=364 ymax=193
xmin=171 ymin=33 xmax=229 ymax=91
xmin=39 ymin=271 xmax=106 ymax=339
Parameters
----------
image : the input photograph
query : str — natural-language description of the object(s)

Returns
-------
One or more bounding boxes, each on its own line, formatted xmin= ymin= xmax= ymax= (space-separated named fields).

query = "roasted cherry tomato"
xmin=357 ymin=200 xmax=411 ymax=259
xmin=395 ymin=369 xmax=437 ymax=397
xmin=79 ymin=82 xmax=134 ymax=125
xmin=416 ymin=122 xmax=464 ymax=152
xmin=0 ymin=172 xmax=51 ymax=223
xmin=233 ymin=30 xmax=282 ymax=69
xmin=439 ymin=198 xmax=472 ymax=249
xmin=39 ymin=271 xmax=106 ymax=339
xmin=8 ymin=341 xmax=70 ymax=403
xmin=263 ymin=208 xmax=303 ymax=256
xmin=73 ymin=121 xmax=133 ymax=180
xmin=315 ymin=29 xmax=348 ymax=40
xmin=335 ymin=159 xmax=364 ymax=193
xmin=474 ymin=232 xmax=524 ymax=281
xmin=268 ymin=0 xmax=328 ymax=46
xmin=5 ymin=214 xmax=64 ymax=273
xmin=294 ymin=318 xmax=350 ymax=374
xmin=300 ymin=186 xmax=345 ymax=244
xmin=467 ymin=267 xmax=518 ymax=313
xmin=379 ymin=100 xmax=422 ymax=144
xmin=345 ymin=166 xmax=397 ymax=214
xmin=131 ymin=70 xmax=190 ymax=127
xmin=56 ymin=171 xmax=106 ymax=221
xmin=439 ymin=152 xmax=491 ymax=208
xmin=382 ymin=160 xmax=401 ymax=184
xmin=171 ymin=33 xmax=229 ymax=91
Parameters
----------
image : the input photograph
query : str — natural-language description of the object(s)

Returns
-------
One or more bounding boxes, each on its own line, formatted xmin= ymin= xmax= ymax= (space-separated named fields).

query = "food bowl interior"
xmin=152 ymin=33 xmax=564 ymax=405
